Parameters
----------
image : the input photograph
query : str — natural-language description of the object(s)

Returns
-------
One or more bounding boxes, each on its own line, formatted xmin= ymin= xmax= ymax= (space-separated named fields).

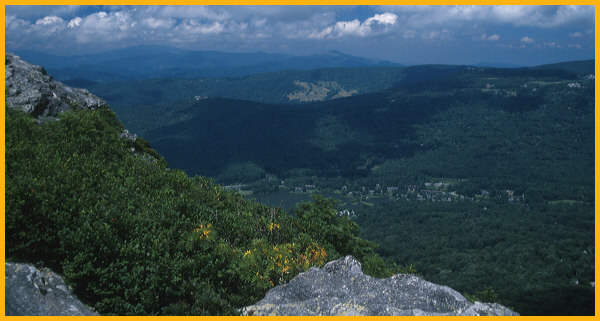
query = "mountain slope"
xmin=85 ymin=66 xmax=408 ymax=109
xmin=87 ymin=64 xmax=469 ymax=137
xmin=532 ymin=59 xmax=594 ymax=75
xmin=143 ymin=65 xmax=593 ymax=200
xmin=5 ymin=53 xmax=392 ymax=316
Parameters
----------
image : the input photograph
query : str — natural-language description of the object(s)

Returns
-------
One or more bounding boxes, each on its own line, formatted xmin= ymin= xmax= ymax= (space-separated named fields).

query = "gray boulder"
xmin=5 ymin=53 xmax=107 ymax=117
xmin=243 ymin=255 xmax=518 ymax=316
xmin=5 ymin=262 xmax=99 ymax=316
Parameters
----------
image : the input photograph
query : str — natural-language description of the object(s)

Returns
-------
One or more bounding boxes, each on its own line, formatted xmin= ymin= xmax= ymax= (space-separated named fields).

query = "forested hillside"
xmin=142 ymin=66 xmax=593 ymax=203
xmin=6 ymin=106 xmax=394 ymax=315
xmin=107 ymin=63 xmax=595 ymax=315
xmin=84 ymin=66 xmax=408 ymax=109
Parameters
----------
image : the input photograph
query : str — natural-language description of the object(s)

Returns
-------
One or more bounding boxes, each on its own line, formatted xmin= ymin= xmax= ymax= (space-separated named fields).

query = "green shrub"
xmin=294 ymin=194 xmax=393 ymax=278
xmin=5 ymin=107 xmax=391 ymax=315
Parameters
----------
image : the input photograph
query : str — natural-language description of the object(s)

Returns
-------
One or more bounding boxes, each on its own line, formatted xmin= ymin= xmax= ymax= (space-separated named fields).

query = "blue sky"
xmin=5 ymin=5 xmax=595 ymax=66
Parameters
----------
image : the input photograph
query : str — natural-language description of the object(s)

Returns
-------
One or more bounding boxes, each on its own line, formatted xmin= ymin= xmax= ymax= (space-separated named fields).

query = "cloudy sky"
xmin=5 ymin=5 xmax=595 ymax=66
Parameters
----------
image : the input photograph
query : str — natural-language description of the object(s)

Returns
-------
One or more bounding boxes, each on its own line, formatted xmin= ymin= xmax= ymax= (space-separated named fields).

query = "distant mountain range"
xmin=13 ymin=45 xmax=593 ymax=87
xmin=532 ymin=59 xmax=596 ymax=75
xmin=474 ymin=62 xmax=524 ymax=68
xmin=13 ymin=46 xmax=400 ymax=82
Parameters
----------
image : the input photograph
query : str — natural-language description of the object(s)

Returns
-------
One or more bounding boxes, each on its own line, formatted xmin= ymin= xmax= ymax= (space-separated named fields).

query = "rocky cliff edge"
xmin=5 ymin=53 xmax=107 ymax=118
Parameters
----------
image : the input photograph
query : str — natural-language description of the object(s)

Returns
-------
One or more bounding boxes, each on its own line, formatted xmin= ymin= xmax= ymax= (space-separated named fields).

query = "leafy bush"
xmin=294 ymin=194 xmax=393 ymax=278
xmin=5 ymin=107 xmax=390 ymax=315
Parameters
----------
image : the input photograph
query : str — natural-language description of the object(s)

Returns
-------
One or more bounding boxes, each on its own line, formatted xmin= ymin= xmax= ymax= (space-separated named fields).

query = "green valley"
xmin=98 ymin=62 xmax=594 ymax=315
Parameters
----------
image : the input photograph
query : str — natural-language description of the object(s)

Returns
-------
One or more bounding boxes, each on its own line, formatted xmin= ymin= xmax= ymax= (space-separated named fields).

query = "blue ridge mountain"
xmin=14 ymin=45 xmax=400 ymax=82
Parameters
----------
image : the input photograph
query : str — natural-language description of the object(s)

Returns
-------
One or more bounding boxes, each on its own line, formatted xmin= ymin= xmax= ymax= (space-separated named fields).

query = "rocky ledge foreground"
xmin=243 ymin=255 xmax=518 ymax=316
xmin=5 ymin=262 xmax=98 ymax=316
xmin=5 ymin=53 xmax=106 ymax=118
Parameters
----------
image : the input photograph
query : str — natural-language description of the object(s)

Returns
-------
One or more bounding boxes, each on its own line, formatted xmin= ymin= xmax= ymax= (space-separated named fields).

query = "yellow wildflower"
xmin=194 ymin=223 xmax=212 ymax=240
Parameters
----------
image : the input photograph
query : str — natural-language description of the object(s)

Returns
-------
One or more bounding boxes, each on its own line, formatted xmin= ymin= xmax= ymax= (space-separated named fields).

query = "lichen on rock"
xmin=243 ymin=255 xmax=518 ymax=316
xmin=5 ymin=263 xmax=99 ymax=316
xmin=5 ymin=53 xmax=107 ymax=118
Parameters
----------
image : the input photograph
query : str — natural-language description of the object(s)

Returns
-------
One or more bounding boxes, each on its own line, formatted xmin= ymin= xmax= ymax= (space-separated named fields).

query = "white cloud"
xmin=68 ymin=17 xmax=82 ymax=28
xmin=310 ymin=12 xmax=398 ymax=39
xmin=176 ymin=20 xmax=224 ymax=35
xmin=545 ymin=42 xmax=562 ymax=48
xmin=521 ymin=36 xmax=535 ymax=43
xmin=365 ymin=12 xmax=397 ymax=26
xmin=402 ymin=29 xmax=417 ymax=39
xmin=308 ymin=26 xmax=333 ymax=39
xmin=379 ymin=5 xmax=594 ymax=29
xmin=35 ymin=16 xmax=65 ymax=25
xmin=422 ymin=28 xmax=453 ymax=40
xmin=423 ymin=30 xmax=440 ymax=39
xmin=334 ymin=19 xmax=368 ymax=37
xmin=142 ymin=17 xmax=175 ymax=29
xmin=224 ymin=5 xmax=337 ymax=23
xmin=152 ymin=6 xmax=229 ymax=21
xmin=5 ymin=14 xmax=30 ymax=31
xmin=569 ymin=31 xmax=583 ymax=38
xmin=6 ymin=5 xmax=82 ymax=19
xmin=252 ymin=18 xmax=267 ymax=28
xmin=480 ymin=33 xmax=500 ymax=41
xmin=4 ymin=5 xmax=595 ymax=59
xmin=31 ymin=15 xmax=67 ymax=35
xmin=74 ymin=10 xmax=136 ymax=43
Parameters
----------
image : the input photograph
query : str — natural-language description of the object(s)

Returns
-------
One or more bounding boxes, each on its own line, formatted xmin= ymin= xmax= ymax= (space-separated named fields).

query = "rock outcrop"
xmin=5 ymin=53 xmax=107 ymax=118
xmin=243 ymin=256 xmax=518 ymax=316
xmin=5 ymin=263 xmax=99 ymax=316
